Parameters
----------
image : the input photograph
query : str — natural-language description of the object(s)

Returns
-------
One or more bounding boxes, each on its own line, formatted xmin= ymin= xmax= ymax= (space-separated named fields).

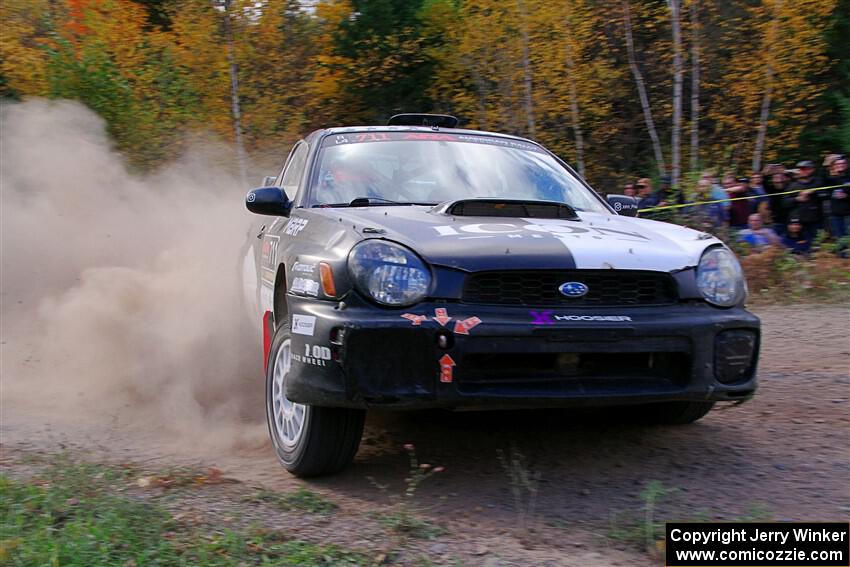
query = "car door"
xmin=256 ymin=141 xmax=310 ymax=316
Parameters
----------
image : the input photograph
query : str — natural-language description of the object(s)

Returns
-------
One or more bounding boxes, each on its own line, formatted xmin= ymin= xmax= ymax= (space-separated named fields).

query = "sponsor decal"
xmin=247 ymin=191 xmax=256 ymax=203
xmin=401 ymin=313 xmax=427 ymax=326
xmin=261 ymin=235 xmax=280 ymax=284
xmin=439 ymin=354 xmax=456 ymax=383
xmin=260 ymin=285 xmax=274 ymax=313
xmin=292 ymin=261 xmax=316 ymax=274
xmin=320 ymin=131 xmax=545 ymax=153
xmin=455 ymin=135 xmax=543 ymax=153
xmin=354 ymin=132 xmax=390 ymax=142
xmin=431 ymin=222 xmax=648 ymax=241
xmin=558 ymin=281 xmax=589 ymax=298
xmin=531 ymin=310 xmax=632 ymax=325
xmin=292 ymin=314 xmax=316 ymax=336
xmin=284 ymin=218 xmax=309 ymax=236
xmin=290 ymin=277 xmax=319 ymax=297
xmin=531 ymin=310 xmax=555 ymax=325
xmin=400 ymin=308 xmax=483 ymax=335
xmin=433 ymin=308 xmax=451 ymax=327
xmin=453 ymin=316 xmax=482 ymax=335
xmin=293 ymin=343 xmax=331 ymax=367
xmin=403 ymin=132 xmax=456 ymax=142
xmin=555 ymin=315 xmax=632 ymax=322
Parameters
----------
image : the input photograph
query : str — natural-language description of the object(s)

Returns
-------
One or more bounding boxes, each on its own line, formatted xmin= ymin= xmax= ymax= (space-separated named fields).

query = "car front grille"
xmin=458 ymin=351 xmax=691 ymax=395
xmin=462 ymin=270 xmax=678 ymax=307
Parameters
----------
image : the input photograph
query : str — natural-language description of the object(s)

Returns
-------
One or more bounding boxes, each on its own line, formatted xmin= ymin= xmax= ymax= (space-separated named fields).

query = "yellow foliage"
xmin=0 ymin=0 xmax=840 ymax=179
xmin=707 ymin=0 xmax=836 ymax=168
xmin=0 ymin=0 xmax=52 ymax=96
xmin=169 ymin=0 xmax=232 ymax=139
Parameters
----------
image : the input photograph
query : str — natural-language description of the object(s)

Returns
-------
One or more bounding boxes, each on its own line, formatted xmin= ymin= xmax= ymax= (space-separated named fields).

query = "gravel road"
xmin=2 ymin=303 xmax=848 ymax=566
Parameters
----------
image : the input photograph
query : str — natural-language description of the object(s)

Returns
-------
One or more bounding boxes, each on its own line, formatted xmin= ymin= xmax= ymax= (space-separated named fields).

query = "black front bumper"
xmin=284 ymin=296 xmax=760 ymax=410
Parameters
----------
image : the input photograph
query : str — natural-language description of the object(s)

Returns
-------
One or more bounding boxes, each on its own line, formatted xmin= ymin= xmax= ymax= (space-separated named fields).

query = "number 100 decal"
xmin=305 ymin=344 xmax=331 ymax=360
xmin=294 ymin=343 xmax=331 ymax=367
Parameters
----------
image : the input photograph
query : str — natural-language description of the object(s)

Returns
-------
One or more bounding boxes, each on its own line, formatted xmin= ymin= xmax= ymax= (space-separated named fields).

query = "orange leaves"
xmin=65 ymin=0 xmax=91 ymax=39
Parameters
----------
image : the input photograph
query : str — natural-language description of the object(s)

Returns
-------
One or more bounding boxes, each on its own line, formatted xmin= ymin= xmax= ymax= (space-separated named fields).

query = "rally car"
xmin=242 ymin=114 xmax=760 ymax=477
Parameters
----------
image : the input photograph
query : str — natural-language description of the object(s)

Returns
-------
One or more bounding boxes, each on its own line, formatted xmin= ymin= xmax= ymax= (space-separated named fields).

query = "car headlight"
xmin=696 ymin=246 xmax=746 ymax=307
xmin=348 ymin=240 xmax=431 ymax=306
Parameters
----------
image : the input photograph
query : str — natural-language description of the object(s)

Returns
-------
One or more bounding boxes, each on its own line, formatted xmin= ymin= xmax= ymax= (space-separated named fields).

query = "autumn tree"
xmin=233 ymin=0 xmax=318 ymax=151
xmin=308 ymin=0 xmax=446 ymax=125
xmin=1 ymin=0 xmax=843 ymax=181
xmin=525 ymin=0 xmax=622 ymax=181
xmin=706 ymin=0 xmax=836 ymax=171
xmin=0 ymin=0 xmax=52 ymax=98
xmin=40 ymin=0 xmax=199 ymax=167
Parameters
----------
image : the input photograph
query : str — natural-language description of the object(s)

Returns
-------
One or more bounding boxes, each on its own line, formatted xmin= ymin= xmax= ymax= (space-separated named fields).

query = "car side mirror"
xmin=606 ymin=194 xmax=639 ymax=217
xmin=246 ymin=187 xmax=292 ymax=217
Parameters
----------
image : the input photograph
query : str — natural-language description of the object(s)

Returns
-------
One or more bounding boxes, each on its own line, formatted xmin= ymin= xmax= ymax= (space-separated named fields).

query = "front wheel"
xmin=266 ymin=323 xmax=365 ymax=477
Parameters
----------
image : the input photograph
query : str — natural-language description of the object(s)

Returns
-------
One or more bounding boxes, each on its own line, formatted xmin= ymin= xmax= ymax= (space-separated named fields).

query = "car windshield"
xmin=310 ymin=132 xmax=609 ymax=213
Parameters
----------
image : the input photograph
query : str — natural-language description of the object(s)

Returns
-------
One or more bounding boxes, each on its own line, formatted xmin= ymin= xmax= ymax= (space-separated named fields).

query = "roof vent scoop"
xmin=387 ymin=113 xmax=459 ymax=128
xmin=434 ymin=199 xmax=579 ymax=220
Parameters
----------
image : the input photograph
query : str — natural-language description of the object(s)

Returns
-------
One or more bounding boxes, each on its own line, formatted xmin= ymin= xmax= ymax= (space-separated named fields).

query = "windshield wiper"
xmin=315 ymin=197 xmax=436 ymax=208
xmin=349 ymin=197 xmax=403 ymax=206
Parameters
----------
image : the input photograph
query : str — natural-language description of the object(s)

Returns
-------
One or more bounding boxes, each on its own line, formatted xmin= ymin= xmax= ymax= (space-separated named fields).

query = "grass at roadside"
xmin=0 ymin=457 xmax=367 ymax=566
xmin=735 ymin=241 xmax=850 ymax=304
xmin=243 ymin=486 xmax=337 ymax=515
xmin=605 ymin=479 xmax=774 ymax=554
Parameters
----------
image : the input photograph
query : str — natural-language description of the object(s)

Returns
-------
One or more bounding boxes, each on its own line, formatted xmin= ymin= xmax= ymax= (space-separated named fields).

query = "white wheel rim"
xmin=271 ymin=338 xmax=307 ymax=449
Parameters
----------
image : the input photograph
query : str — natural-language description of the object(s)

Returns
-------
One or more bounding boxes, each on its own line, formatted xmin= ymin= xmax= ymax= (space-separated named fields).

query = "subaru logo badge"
xmin=559 ymin=281 xmax=589 ymax=298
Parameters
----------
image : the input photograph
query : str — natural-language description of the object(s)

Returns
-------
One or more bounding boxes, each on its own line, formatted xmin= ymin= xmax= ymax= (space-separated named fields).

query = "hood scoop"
xmin=433 ymin=199 xmax=579 ymax=219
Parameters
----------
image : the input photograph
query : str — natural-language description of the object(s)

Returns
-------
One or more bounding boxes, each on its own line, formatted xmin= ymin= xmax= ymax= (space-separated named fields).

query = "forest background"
xmin=2 ymin=0 xmax=848 ymax=191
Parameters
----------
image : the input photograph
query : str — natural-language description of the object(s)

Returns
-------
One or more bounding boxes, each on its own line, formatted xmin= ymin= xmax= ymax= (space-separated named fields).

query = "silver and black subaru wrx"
xmin=241 ymin=114 xmax=760 ymax=477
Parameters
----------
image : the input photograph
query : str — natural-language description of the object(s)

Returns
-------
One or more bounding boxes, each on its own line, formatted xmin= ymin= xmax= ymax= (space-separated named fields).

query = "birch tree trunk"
xmin=463 ymin=55 xmax=490 ymax=130
xmin=563 ymin=31 xmax=586 ymax=177
xmin=670 ymin=0 xmax=683 ymax=190
xmin=623 ymin=0 xmax=665 ymax=176
xmin=689 ymin=0 xmax=700 ymax=174
xmin=752 ymin=0 xmax=782 ymax=174
xmin=517 ymin=0 xmax=536 ymax=138
xmin=223 ymin=0 xmax=247 ymax=187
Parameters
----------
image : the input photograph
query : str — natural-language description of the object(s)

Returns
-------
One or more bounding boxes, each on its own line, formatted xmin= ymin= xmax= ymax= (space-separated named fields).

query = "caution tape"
xmin=638 ymin=182 xmax=849 ymax=214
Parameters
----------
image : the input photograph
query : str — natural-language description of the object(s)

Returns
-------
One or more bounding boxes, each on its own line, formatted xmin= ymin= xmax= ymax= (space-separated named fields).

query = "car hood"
xmin=328 ymin=206 xmax=719 ymax=272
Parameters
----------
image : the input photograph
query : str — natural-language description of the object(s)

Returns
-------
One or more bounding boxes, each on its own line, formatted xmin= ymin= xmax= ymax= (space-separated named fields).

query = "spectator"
xmin=737 ymin=213 xmax=780 ymax=252
xmin=659 ymin=174 xmax=684 ymax=205
xmin=823 ymin=153 xmax=842 ymax=171
xmin=727 ymin=176 xmax=752 ymax=229
xmin=826 ymin=156 xmax=850 ymax=240
xmin=689 ymin=177 xmax=726 ymax=229
xmin=764 ymin=166 xmax=791 ymax=234
xmin=623 ymin=182 xmax=636 ymax=197
xmin=749 ymin=172 xmax=770 ymax=215
xmin=783 ymin=160 xmax=826 ymax=242
xmin=636 ymin=178 xmax=664 ymax=210
xmin=704 ymin=170 xmax=731 ymax=213
xmin=782 ymin=217 xmax=812 ymax=255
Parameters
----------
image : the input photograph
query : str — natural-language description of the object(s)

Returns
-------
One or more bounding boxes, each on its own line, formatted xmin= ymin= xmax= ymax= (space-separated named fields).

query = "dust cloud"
xmin=1 ymin=99 xmax=267 ymax=452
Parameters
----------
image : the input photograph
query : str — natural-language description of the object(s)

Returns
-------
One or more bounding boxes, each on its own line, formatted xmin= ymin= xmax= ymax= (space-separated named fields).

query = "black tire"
xmin=629 ymin=401 xmax=715 ymax=425
xmin=266 ymin=322 xmax=365 ymax=477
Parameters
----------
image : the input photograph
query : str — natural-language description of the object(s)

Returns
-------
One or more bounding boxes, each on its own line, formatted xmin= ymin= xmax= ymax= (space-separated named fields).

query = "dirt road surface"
xmin=2 ymin=303 xmax=849 ymax=565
